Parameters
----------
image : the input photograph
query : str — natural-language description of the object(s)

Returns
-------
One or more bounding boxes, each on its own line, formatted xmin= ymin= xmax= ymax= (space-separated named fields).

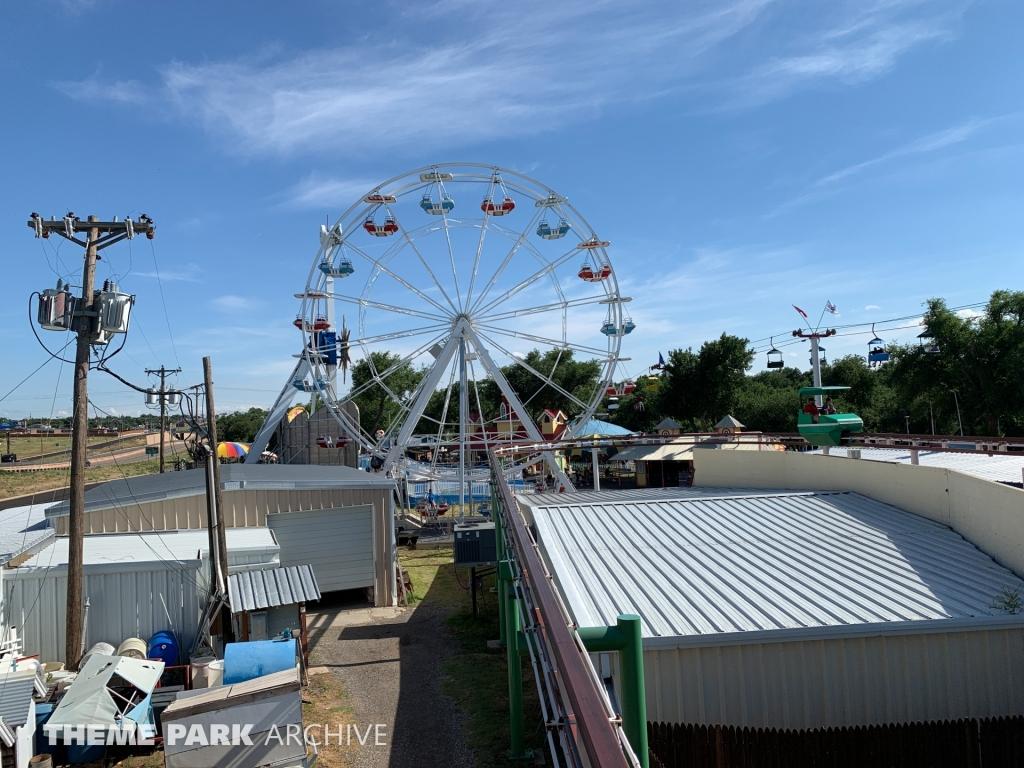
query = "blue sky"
xmin=1 ymin=0 xmax=1021 ymax=420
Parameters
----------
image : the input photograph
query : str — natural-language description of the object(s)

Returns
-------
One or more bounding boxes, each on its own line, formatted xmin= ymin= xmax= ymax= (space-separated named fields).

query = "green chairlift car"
xmin=797 ymin=386 xmax=864 ymax=447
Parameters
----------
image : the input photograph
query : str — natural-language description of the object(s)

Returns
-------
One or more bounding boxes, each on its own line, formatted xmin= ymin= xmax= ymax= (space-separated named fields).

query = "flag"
xmin=658 ymin=352 xmax=665 ymax=367
xmin=825 ymin=300 xmax=838 ymax=315
xmin=792 ymin=305 xmax=808 ymax=319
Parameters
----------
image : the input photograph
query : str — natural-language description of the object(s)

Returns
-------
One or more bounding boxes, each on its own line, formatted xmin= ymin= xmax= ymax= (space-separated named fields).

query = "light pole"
xmin=905 ymin=416 xmax=910 ymax=434
xmin=928 ymin=400 xmax=935 ymax=435
xmin=949 ymin=389 xmax=963 ymax=436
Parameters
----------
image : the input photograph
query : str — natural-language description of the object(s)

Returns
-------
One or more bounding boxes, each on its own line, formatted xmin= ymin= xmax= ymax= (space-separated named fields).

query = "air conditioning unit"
xmin=454 ymin=522 xmax=497 ymax=567
xmin=847 ymin=448 xmax=862 ymax=459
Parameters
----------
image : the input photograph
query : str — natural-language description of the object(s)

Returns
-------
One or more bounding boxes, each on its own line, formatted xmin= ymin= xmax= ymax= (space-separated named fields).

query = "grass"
xmin=301 ymin=668 xmax=359 ymax=767
xmin=401 ymin=547 xmax=547 ymax=767
xmin=0 ymin=458 xmax=164 ymax=501
xmin=3 ymin=433 xmax=148 ymax=461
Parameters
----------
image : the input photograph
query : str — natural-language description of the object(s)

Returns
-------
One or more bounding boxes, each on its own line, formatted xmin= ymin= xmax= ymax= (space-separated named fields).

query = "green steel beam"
xmin=578 ymin=615 xmax=649 ymax=768
xmin=505 ymin=585 xmax=533 ymax=760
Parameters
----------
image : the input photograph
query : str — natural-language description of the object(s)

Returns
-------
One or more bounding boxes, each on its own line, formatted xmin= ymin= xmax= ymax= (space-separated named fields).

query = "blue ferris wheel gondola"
xmin=319 ymin=255 xmax=355 ymax=278
xmin=419 ymin=192 xmax=455 ymax=215
xmin=536 ymin=218 xmax=570 ymax=240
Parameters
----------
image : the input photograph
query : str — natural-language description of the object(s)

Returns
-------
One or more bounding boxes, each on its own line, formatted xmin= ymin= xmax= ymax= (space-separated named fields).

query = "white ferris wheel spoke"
xmin=436 ymin=189 xmax=464 ymax=313
xmin=474 ymin=329 xmax=591 ymax=412
xmin=340 ymin=239 xmax=452 ymax=316
xmin=350 ymin=323 xmax=451 ymax=348
xmin=467 ymin=209 xmax=546 ymax=314
xmin=326 ymin=292 xmax=449 ymax=323
xmin=472 ymin=244 xmax=583 ymax=318
xmin=478 ymin=294 xmax=618 ymax=324
xmin=340 ymin=330 xmax=449 ymax=404
xmin=473 ymin=323 xmax=613 ymax=359
xmin=384 ymin=202 xmax=461 ymax=315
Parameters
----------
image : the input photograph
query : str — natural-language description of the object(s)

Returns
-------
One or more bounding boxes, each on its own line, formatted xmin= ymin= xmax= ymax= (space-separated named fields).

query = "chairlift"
xmin=918 ymin=328 xmax=940 ymax=355
xmin=766 ymin=337 xmax=784 ymax=369
xmin=867 ymin=324 xmax=890 ymax=367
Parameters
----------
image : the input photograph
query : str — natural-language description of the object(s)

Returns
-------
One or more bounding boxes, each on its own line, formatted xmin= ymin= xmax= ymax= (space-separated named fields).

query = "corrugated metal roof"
xmin=46 ymin=463 xmax=393 ymax=518
xmin=810 ymin=447 xmax=1024 ymax=484
xmin=525 ymin=487 xmax=798 ymax=507
xmin=529 ymin=489 xmax=1024 ymax=645
xmin=0 ymin=677 xmax=35 ymax=729
xmin=228 ymin=564 xmax=321 ymax=612
xmin=11 ymin=527 xmax=278 ymax=572
xmin=0 ymin=503 xmax=54 ymax=565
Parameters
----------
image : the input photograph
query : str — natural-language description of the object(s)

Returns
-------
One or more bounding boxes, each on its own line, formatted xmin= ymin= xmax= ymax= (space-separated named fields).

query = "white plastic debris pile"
xmin=160 ymin=666 xmax=309 ymax=768
xmin=45 ymin=654 xmax=165 ymax=736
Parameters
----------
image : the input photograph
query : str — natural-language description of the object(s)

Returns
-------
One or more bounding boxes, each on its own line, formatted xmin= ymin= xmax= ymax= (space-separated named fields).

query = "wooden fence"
xmin=648 ymin=716 xmax=1024 ymax=767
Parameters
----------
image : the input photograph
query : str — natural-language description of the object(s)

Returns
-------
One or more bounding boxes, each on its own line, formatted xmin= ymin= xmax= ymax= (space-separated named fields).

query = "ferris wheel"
xmin=252 ymin=164 xmax=632 ymax=487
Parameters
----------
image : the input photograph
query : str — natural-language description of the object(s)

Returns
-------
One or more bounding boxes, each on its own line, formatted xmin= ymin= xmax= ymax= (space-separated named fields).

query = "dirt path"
xmin=306 ymin=570 xmax=474 ymax=768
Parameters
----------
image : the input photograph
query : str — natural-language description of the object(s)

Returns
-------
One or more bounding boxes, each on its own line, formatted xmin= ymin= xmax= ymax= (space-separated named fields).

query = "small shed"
xmin=228 ymin=565 xmax=321 ymax=666
xmin=160 ymin=666 xmax=307 ymax=768
xmin=713 ymin=414 xmax=744 ymax=434
xmin=652 ymin=417 xmax=683 ymax=436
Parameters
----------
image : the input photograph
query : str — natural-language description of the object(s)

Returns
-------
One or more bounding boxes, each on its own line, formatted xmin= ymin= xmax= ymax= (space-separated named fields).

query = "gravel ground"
xmin=307 ymin=594 xmax=474 ymax=768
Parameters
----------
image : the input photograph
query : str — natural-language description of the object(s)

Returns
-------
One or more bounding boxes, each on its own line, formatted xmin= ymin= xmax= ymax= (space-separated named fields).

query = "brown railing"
xmin=489 ymin=449 xmax=632 ymax=768
xmin=648 ymin=716 xmax=1024 ymax=767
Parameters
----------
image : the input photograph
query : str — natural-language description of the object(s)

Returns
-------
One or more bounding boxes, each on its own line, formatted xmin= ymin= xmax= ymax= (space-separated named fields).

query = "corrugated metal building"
xmin=228 ymin=564 xmax=321 ymax=643
xmin=518 ymin=487 xmax=1024 ymax=730
xmin=809 ymin=446 xmax=1024 ymax=485
xmin=41 ymin=464 xmax=397 ymax=606
xmin=4 ymin=528 xmax=280 ymax=664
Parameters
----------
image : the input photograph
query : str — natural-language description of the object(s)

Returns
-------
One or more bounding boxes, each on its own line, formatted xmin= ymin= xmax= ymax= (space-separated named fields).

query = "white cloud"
xmin=134 ymin=263 xmax=204 ymax=282
xmin=279 ymin=174 xmax=383 ymax=211
xmin=52 ymin=0 xmax=962 ymax=157
xmin=211 ymin=295 xmax=262 ymax=312
xmin=53 ymin=73 xmax=149 ymax=104
xmin=865 ymin=304 xmax=881 ymax=310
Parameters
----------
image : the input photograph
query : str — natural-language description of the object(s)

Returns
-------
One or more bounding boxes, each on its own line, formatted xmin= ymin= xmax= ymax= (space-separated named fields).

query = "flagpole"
xmin=815 ymin=304 xmax=828 ymax=332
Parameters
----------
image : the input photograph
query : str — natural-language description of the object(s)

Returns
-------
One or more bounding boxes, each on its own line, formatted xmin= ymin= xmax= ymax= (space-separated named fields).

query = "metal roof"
xmin=0 ymin=677 xmax=36 ymax=729
xmin=653 ymin=418 xmax=683 ymax=431
xmin=528 ymin=488 xmax=1024 ymax=648
xmin=810 ymin=447 xmax=1024 ymax=485
xmin=525 ymin=487 xmax=793 ymax=507
xmin=228 ymin=564 xmax=321 ymax=612
xmin=0 ymin=503 xmax=54 ymax=565
xmin=46 ymin=463 xmax=394 ymax=518
xmin=11 ymin=527 xmax=278 ymax=572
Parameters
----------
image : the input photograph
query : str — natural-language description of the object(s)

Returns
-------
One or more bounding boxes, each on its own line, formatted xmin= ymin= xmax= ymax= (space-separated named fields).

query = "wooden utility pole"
xmin=28 ymin=212 xmax=154 ymax=669
xmin=203 ymin=357 xmax=230 ymax=581
xmin=146 ymin=366 xmax=181 ymax=473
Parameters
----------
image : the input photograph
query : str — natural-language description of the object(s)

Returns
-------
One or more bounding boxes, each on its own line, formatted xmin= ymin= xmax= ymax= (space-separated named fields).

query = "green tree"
xmin=661 ymin=334 xmax=754 ymax=430
xmin=493 ymin=349 xmax=601 ymax=423
xmin=885 ymin=291 xmax=1024 ymax=435
xmin=734 ymin=367 xmax=809 ymax=432
xmin=349 ymin=352 xmax=425 ymax=436
xmin=216 ymin=408 xmax=269 ymax=443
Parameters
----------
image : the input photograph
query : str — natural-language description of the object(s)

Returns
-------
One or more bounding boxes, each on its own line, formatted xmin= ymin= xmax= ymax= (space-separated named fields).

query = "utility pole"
xmin=203 ymin=358 xmax=230 ymax=582
xmin=146 ymin=366 xmax=181 ymax=473
xmin=28 ymin=212 xmax=154 ymax=670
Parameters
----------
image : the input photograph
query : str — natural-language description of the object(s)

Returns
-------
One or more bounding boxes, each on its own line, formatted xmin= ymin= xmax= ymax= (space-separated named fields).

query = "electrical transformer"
xmin=37 ymin=280 xmax=77 ymax=331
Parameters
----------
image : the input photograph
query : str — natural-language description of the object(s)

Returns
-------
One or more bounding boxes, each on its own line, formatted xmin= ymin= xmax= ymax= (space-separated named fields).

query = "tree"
xmin=661 ymin=334 xmax=754 ymax=430
xmin=216 ymin=408 xmax=268 ymax=443
xmin=885 ymin=291 xmax=1024 ymax=435
xmin=734 ymin=367 xmax=809 ymax=432
xmin=494 ymin=349 xmax=601 ymax=422
xmin=349 ymin=352 xmax=425 ymax=437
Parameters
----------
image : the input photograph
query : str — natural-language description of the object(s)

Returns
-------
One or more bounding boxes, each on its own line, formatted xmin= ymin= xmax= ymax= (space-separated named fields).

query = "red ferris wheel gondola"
xmin=363 ymin=216 xmax=399 ymax=237
xmin=481 ymin=196 xmax=515 ymax=216
xmin=578 ymin=262 xmax=612 ymax=282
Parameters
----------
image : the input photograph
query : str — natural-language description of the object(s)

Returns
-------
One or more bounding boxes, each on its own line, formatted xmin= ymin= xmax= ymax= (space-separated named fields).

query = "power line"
xmin=149 ymin=241 xmax=180 ymax=368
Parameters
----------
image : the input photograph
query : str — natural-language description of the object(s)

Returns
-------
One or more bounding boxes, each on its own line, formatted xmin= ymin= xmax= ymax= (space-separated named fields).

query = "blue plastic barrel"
xmin=147 ymin=630 xmax=179 ymax=666
xmin=223 ymin=639 xmax=297 ymax=685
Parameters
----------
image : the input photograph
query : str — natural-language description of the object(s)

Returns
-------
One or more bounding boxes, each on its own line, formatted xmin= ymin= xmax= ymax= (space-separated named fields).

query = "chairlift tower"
xmin=792 ymin=328 xmax=836 ymax=407
xmin=27 ymin=212 xmax=154 ymax=670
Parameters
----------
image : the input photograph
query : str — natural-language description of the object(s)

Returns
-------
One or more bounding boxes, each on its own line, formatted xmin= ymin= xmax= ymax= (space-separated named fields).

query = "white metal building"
xmin=4 ymin=527 xmax=280 ymax=664
xmin=518 ymin=487 xmax=1024 ymax=730
xmin=809 ymin=446 xmax=1024 ymax=485
xmin=42 ymin=464 xmax=398 ymax=605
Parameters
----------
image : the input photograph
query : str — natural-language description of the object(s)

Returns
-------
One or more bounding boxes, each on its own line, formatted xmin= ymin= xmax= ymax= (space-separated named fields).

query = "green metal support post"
xmin=493 ymin=486 xmax=508 ymax=648
xmin=505 ymin=585 xmax=533 ymax=760
xmin=577 ymin=614 xmax=649 ymax=768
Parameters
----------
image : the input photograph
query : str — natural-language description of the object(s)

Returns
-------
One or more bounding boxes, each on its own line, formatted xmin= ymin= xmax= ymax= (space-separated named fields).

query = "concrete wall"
xmin=640 ymin=626 xmax=1024 ymax=729
xmin=692 ymin=449 xmax=1024 ymax=577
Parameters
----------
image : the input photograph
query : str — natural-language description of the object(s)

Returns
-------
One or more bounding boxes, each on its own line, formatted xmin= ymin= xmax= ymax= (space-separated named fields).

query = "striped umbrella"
xmin=217 ymin=441 xmax=250 ymax=458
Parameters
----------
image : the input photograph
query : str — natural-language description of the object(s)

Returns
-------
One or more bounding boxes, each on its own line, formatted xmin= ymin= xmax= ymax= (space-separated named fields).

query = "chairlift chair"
xmin=918 ymin=328 xmax=940 ymax=355
xmin=867 ymin=324 xmax=890 ymax=367
xmin=766 ymin=337 xmax=784 ymax=369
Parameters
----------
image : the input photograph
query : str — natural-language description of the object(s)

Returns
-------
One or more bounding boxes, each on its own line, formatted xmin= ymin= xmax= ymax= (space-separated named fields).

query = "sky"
xmin=1 ymin=0 xmax=1022 ymax=422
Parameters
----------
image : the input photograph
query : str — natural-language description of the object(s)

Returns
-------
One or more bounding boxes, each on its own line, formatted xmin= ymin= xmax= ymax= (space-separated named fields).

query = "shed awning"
xmin=228 ymin=564 xmax=321 ymax=613
xmin=614 ymin=444 xmax=694 ymax=462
